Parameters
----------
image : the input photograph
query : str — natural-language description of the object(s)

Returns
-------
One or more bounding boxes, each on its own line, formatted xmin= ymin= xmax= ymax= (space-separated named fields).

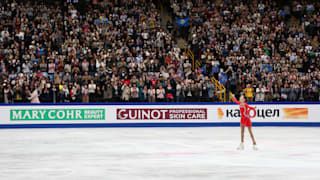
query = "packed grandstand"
xmin=0 ymin=0 xmax=319 ymax=103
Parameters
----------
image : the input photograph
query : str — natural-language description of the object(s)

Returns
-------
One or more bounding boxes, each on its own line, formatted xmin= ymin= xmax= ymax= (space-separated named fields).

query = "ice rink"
xmin=0 ymin=127 xmax=319 ymax=180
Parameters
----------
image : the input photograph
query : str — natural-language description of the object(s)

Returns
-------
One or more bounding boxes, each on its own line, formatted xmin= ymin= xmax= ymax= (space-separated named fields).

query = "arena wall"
xmin=0 ymin=103 xmax=319 ymax=128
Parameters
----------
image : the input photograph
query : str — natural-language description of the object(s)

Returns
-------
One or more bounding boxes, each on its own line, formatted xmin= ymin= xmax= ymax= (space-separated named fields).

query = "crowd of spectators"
xmin=0 ymin=0 xmax=218 ymax=103
xmin=0 ymin=0 xmax=319 ymax=104
xmin=172 ymin=0 xmax=320 ymax=102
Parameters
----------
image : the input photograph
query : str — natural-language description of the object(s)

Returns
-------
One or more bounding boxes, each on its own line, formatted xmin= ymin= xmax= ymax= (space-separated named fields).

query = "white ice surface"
xmin=0 ymin=127 xmax=319 ymax=180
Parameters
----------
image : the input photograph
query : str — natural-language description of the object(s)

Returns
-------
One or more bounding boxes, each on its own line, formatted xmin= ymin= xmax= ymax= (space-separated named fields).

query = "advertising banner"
xmin=10 ymin=109 xmax=105 ymax=121
xmin=0 ymin=103 xmax=319 ymax=128
xmin=216 ymin=105 xmax=311 ymax=122
xmin=116 ymin=109 xmax=207 ymax=120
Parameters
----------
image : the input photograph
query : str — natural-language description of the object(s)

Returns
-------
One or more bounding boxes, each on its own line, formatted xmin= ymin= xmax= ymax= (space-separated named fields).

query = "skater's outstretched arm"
xmin=231 ymin=94 xmax=240 ymax=105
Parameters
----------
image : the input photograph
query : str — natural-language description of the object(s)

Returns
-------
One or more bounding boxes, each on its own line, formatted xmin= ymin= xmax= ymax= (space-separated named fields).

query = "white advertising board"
xmin=0 ymin=104 xmax=318 ymax=128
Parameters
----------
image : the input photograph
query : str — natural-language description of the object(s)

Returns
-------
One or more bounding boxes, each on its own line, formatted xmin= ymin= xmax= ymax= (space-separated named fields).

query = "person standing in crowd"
xmin=13 ymin=84 xmax=23 ymax=103
xmin=141 ymin=85 xmax=148 ymax=102
xmin=71 ymin=85 xmax=80 ymax=103
xmin=88 ymin=80 xmax=96 ymax=102
xmin=207 ymin=80 xmax=215 ymax=102
xmin=273 ymin=84 xmax=281 ymax=102
xmin=103 ymin=81 xmax=113 ymax=102
xmin=184 ymin=83 xmax=193 ymax=102
xmin=281 ymin=84 xmax=290 ymax=101
xmin=148 ymin=86 xmax=156 ymax=103
xmin=52 ymin=84 xmax=57 ymax=103
xmin=4 ymin=85 xmax=13 ymax=104
xmin=28 ymin=87 xmax=40 ymax=103
xmin=95 ymin=86 xmax=103 ymax=102
xmin=288 ymin=84 xmax=299 ymax=102
xmin=121 ymin=84 xmax=130 ymax=102
xmin=0 ymin=84 xmax=4 ymax=103
xmin=202 ymin=83 xmax=209 ymax=102
xmin=298 ymin=84 xmax=305 ymax=101
xmin=61 ymin=84 xmax=70 ymax=103
xmin=176 ymin=82 xmax=184 ymax=102
xmin=193 ymin=83 xmax=201 ymax=102
xmin=113 ymin=81 xmax=121 ymax=102
xmin=81 ymin=85 xmax=89 ymax=103
xmin=130 ymin=84 xmax=139 ymax=102
xmin=41 ymin=86 xmax=52 ymax=103
xmin=255 ymin=84 xmax=266 ymax=102
xmin=244 ymin=84 xmax=254 ymax=102
xmin=156 ymin=84 xmax=166 ymax=102
xmin=166 ymin=84 xmax=174 ymax=102
xmin=264 ymin=83 xmax=273 ymax=102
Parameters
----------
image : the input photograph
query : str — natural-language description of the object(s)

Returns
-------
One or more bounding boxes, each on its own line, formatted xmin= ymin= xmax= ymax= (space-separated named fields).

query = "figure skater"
xmin=231 ymin=93 xmax=258 ymax=150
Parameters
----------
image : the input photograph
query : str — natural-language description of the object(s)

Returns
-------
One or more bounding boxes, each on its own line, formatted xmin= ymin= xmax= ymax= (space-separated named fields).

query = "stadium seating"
xmin=0 ymin=0 xmax=319 ymax=103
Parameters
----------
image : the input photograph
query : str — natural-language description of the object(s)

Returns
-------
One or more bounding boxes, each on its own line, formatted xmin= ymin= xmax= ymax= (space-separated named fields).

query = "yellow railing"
xmin=185 ymin=47 xmax=194 ymax=70
xmin=211 ymin=77 xmax=233 ymax=102
xmin=195 ymin=60 xmax=201 ymax=70
xmin=211 ymin=76 xmax=226 ymax=102
xmin=184 ymin=44 xmax=201 ymax=70
xmin=184 ymin=44 xmax=231 ymax=102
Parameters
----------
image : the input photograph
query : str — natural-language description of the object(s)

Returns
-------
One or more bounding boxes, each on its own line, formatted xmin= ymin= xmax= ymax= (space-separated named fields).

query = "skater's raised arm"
xmin=231 ymin=94 xmax=240 ymax=105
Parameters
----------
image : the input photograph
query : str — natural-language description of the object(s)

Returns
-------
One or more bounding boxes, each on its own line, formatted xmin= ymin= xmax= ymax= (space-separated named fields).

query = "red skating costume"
xmin=233 ymin=97 xmax=256 ymax=127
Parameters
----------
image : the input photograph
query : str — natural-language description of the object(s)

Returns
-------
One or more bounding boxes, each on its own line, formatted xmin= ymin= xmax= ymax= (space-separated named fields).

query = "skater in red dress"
xmin=231 ymin=93 xmax=258 ymax=150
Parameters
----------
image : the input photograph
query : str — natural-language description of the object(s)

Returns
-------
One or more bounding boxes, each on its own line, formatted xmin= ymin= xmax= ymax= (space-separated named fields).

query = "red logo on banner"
xmin=117 ymin=109 xmax=207 ymax=120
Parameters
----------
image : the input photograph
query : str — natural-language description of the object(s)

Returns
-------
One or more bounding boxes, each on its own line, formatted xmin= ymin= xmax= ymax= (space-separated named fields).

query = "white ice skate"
xmin=237 ymin=143 xmax=244 ymax=150
xmin=253 ymin=144 xmax=258 ymax=151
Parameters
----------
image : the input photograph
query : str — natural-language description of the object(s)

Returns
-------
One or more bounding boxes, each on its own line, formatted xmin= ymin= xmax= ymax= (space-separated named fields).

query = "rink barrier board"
xmin=1 ymin=102 xmax=320 ymax=106
xmin=0 ymin=102 xmax=320 ymax=128
xmin=1 ymin=122 xmax=320 ymax=129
